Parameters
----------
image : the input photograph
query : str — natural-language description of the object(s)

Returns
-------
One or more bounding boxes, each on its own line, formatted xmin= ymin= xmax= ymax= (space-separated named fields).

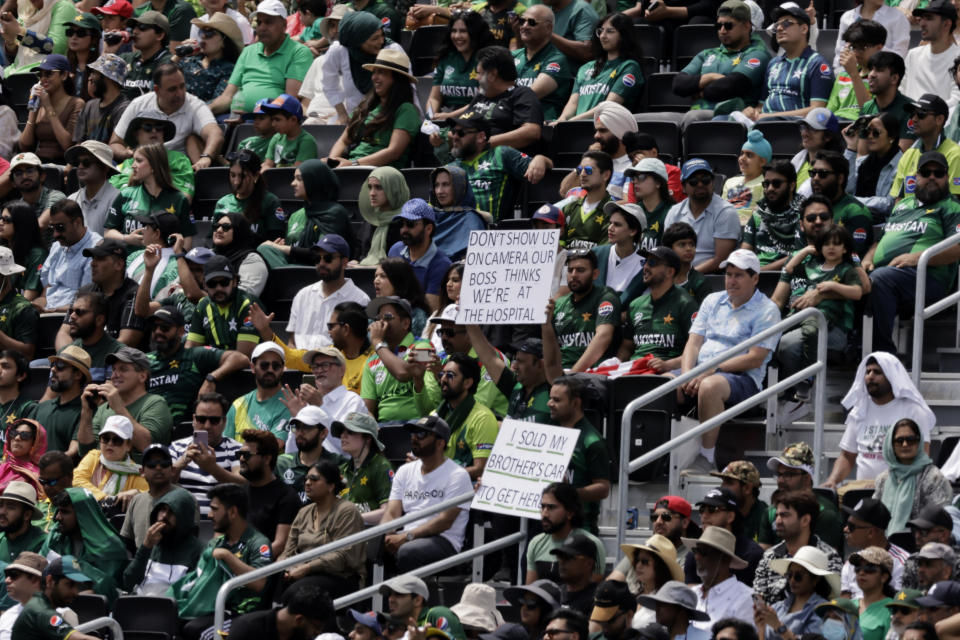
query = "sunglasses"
xmin=51 ymin=361 xmax=71 ymax=371
xmin=143 ymin=458 xmax=172 ymax=469
xmin=76 ymin=158 xmax=98 ymax=168
xmin=776 ymin=469 xmax=805 ymax=478
xmin=451 ymin=128 xmax=477 ymax=137
xmin=213 ymin=223 xmax=233 ymax=232
xmin=438 ymin=371 xmax=458 ymax=380
xmin=575 ymin=165 xmax=594 ymax=175
xmin=853 ymin=563 xmax=881 ymax=574
xmin=400 ymin=219 xmax=422 ymax=228
xmin=132 ymin=23 xmax=162 ymax=32
xmin=715 ymin=20 xmax=737 ymax=29
xmin=520 ymin=17 xmax=539 ymax=26
xmin=206 ymin=278 xmax=232 ymax=289
xmin=38 ymin=69 xmax=60 ymax=78
xmin=257 ymin=361 xmax=283 ymax=371
xmin=808 ymin=169 xmax=835 ymax=178
xmin=410 ymin=429 xmax=432 ymax=439
xmin=99 ymin=433 xmax=124 ymax=446
xmin=685 ymin=176 xmax=712 ymax=186
xmin=38 ymin=476 xmax=62 ymax=487
xmin=326 ymin=321 xmax=345 ymax=330
xmin=913 ymin=110 xmax=934 ymax=120
xmin=375 ymin=313 xmax=395 ymax=322
xmin=860 ymin=127 xmax=884 ymax=139
xmin=775 ymin=19 xmax=797 ymax=29
xmin=845 ymin=522 xmax=875 ymax=531
xmin=787 ymin=570 xmax=809 ymax=582
xmin=315 ymin=253 xmax=338 ymax=264
xmin=804 ymin=213 xmax=831 ymax=222
xmin=698 ymin=505 xmax=725 ymax=514
xmin=10 ymin=430 xmax=34 ymax=441
xmin=226 ymin=149 xmax=259 ymax=166
xmin=889 ymin=606 xmax=914 ymax=616
xmin=139 ymin=122 xmax=166 ymax=133
xmin=919 ymin=168 xmax=947 ymax=178
xmin=437 ymin=328 xmax=465 ymax=338
xmin=893 ymin=435 xmax=921 ymax=446
xmin=521 ymin=598 xmax=542 ymax=608
xmin=199 ymin=28 xmax=219 ymax=38
xmin=195 ymin=415 xmax=223 ymax=425
xmin=693 ymin=545 xmax=719 ymax=556
xmin=237 ymin=450 xmax=258 ymax=461
xmin=762 ymin=179 xmax=786 ymax=189
xmin=650 ymin=512 xmax=674 ymax=522
xmin=50 ymin=223 xmax=68 ymax=233
xmin=0 ymin=216 xmax=11 ymax=224
xmin=65 ymin=27 xmax=89 ymax=37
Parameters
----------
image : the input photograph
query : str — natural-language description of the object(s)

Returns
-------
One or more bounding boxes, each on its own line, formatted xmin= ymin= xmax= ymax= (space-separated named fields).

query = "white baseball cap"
xmin=255 ymin=0 xmax=287 ymax=18
xmin=251 ymin=341 xmax=285 ymax=361
xmin=0 ymin=247 xmax=25 ymax=277
xmin=719 ymin=248 xmax=761 ymax=274
xmin=101 ymin=415 xmax=133 ymax=441
xmin=291 ymin=405 xmax=332 ymax=429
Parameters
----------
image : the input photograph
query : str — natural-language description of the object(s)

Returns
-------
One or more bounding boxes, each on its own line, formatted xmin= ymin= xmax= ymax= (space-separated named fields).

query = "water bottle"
xmin=230 ymin=89 xmax=245 ymax=121
xmin=26 ymin=85 xmax=39 ymax=111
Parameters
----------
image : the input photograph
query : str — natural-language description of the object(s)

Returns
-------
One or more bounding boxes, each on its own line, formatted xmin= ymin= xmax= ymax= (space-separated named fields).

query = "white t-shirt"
xmin=286 ymin=278 xmax=371 ymax=350
xmin=608 ymin=153 xmax=632 ymax=200
xmin=838 ymin=397 xmax=935 ymax=479
xmin=388 ymin=457 xmax=474 ymax=551
xmin=902 ymin=42 xmax=960 ymax=112
xmin=113 ymin=92 xmax=217 ymax=153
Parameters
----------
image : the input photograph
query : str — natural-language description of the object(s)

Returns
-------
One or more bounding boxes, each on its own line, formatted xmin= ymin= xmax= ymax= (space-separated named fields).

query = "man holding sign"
xmin=465 ymin=328 xmax=552 ymax=424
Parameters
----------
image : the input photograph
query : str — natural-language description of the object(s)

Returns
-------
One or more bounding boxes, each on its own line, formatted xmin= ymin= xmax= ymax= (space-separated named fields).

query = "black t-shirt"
xmin=247 ymin=477 xmax=302 ymax=543
xmin=69 ymin=277 xmax=145 ymax=339
xmin=466 ymin=85 xmax=544 ymax=138
xmin=227 ymin=609 xmax=278 ymax=640
xmin=561 ymin=582 xmax=597 ymax=618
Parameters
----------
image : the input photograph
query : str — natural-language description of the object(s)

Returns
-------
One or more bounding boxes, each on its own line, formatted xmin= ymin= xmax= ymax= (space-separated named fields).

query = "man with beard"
xmin=682 ymin=488 xmax=763 ymax=587
xmin=558 ymin=102 xmax=637 ymax=201
xmin=542 ymin=251 xmax=620 ymax=372
xmin=122 ymin=479 xmax=204 ymax=595
xmin=865 ymin=150 xmax=960 ymax=353
xmin=380 ymin=415 xmax=474 ymax=572
xmin=441 ymin=112 xmax=552 ymax=222
xmin=860 ymin=52 xmax=914 ymax=148
xmin=226 ymin=584 xmax=333 ymax=640
xmin=362 ymin=297 xmax=420 ymax=422
xmin=225 ymin=342 xmax=291 ymax=447
xmin=146 ymin=305 xmax=247 ymax=424
xmin=11 ymin=555 xmax=100 ymax=640
xmin=186 ymin=256 xmax=261 ymax=358
xmin=741 ymin=162 xmax=804 ymax=270
xmin=808 ymin=151 xmax=874 ymax=255
xmin=663 ymin=159 xmax=739 ymax=273
xmin=35 ymin=452 xmax=73 ymax=530
xmin=172 ymin=483 xmax=272 ymax=640
xmin=388 ymin=199 xmax=452 ymax=308
xmin=65 ymin=141 xmax=121 ymax=236
xmin=275 ymin=405 xmax=343 ymax=503
xmin=891 ymin=95 xmax=960 ymax=199
xmin=826 ymin=352 xmax=936 ymax=485
xmin=793 ymin=194 xmax=835 ymax=247
xmin=380 ymin=575 xmax=466 ymax=640
xmin=60 ymin=291 xmax=123 ymax=384
xmin=526 ymin=482 xmax=606 ymax=584
xmin=286 ymin=234 xmax=369 ymax=350
xmin=617 ymin=246 xmax=698 ymax=373
xmin=608 ymin=496 xmax=695 ymax=583
xmin=120 ymin=11 xmax=173 ymax=100
xmin=33 ymin=346 xmax=90 ymax=456
xmin=561 ymin=151 xmax=613 ymax=250
xmin=512 ymin=5 xmax=574 ymax=122
xmin=37 ymin=199 xmax=101 ymax=314
xmin=239 ymin=429 xmax=300 ymax=559
xmin=5 ymin=152 xmax=65 ymax=226
xmin=885 ymin=590 xmax=924 ymax=640
xmin=549 ymin=534 xmax=601 ymax=617
xmin=467 ymin=327 xmax=551 ymax=423
xmin=685 ymin=527 xmax=752 ymax=628
xmin=72 ymin=54 xmax=131 ymax=145
xmin=0 ymin=483 xmax=46 ymax=610
xmin=170 ymin=392 xmax=243 ymax=515
xmin=121 ymin=443 xmax=198 ymax=549
xmin=903 ymin=506 xmax=960 ymax=589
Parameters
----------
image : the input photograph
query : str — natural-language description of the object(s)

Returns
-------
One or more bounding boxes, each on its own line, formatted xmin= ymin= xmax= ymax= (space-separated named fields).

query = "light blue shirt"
xmin=663 ymin=194 xmax=741 ymax=267
xmin=674 ymin=626 xmax=711 ymax=640
xmin=40 ymin=228 xmax=102 ymax=309
xmin=689 ymin=288 xmax=781 ymax=388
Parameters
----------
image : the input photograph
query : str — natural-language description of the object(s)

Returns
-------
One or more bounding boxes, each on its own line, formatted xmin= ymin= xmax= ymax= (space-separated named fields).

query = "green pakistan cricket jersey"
xmin=624 ymin=285 xmax=699 ymax=360
xmin=780 ymin=255 xmax=859 ymax=331
xmin=106 ymin=184 xmax=196 ymax=243
xmin=572 ymin=57 xmax=644 ymax=115
xmin=457 ymin=145 xmax=532 ymax=221
xmin=148 ymin=345 xmax=224 ymax=423
xmin=873 ymin=195 xmax=960 ymax=289
xmin=434 ymin=52 xmax=480 ymax=110
xmin=552 ymin=285 xmax=620 ymax=367
xmin=512 ymin=43 xmax=574 ymax=121
xmin=186 ymin=293 xmax=262 ymax=350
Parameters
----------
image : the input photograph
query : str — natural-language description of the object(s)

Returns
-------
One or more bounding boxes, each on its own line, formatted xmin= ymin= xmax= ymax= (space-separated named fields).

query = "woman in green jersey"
xmin=557 ymin=12 xmax=644 ymax=121
xmin=214 ymin=149 xmax=285 ymax=244
xmin=428 ymin=11 xmax=494 ymax=115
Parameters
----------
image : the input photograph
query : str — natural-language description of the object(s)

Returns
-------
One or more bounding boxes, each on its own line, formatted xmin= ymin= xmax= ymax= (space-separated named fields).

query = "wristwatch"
xmin=205 ymin=373 xmax=217 ymax=383
xmin=775 ymin=626 xmax=787 ymax=636
xmin=405 ymin=532 xmax=415 ymax=542
xmin=199 ymin=153 xmax=212 ymax=160
xmin=374 ymin=341 xmax=389 ymax=352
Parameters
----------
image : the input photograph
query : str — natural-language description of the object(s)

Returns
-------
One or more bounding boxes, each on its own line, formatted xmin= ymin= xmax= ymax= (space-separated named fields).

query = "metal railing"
xmin=76 ymin=616 xmax=123 ymax=638
xmin=615 ymin=307 xmax=829 ymax=553
xmin=911 ymin=234 xmax=960 ymax=384
xmin=214 ymin=490 xmax=528 ymax=634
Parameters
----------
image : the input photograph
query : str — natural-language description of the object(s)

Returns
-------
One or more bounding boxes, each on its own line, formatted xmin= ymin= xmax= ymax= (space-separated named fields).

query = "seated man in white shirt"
xmin=682 ymin=526 xmax=753 ymax=628
xmin=0 ymin=552 xmax=46 ymax=640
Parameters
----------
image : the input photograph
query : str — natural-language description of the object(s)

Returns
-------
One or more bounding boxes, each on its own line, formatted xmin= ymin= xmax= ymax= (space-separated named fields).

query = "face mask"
xmin=822 ymin=618 xmax=848 ymax=640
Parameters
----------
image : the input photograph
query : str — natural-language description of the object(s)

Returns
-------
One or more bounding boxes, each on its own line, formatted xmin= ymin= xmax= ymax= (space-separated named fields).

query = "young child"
xmin=723 ymin=129 xmax=772 ymax=224
xmin=662 ymin=222 xmax=709 ymax=304
xmin=261 ymin=94 xmax=318 ymax=168
xmin=237 ymin=98 xmax=274 ymax=161
xmin=295 ymin=0 xmax=326 ymax=55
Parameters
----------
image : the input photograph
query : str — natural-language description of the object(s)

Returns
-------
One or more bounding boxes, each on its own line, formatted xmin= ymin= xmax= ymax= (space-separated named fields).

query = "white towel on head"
xmin=841 ymin=351 xmax=935 ymax=425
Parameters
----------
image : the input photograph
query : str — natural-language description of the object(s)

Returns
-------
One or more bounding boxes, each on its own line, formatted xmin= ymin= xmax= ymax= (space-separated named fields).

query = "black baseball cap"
xmin=516 ymin=338 xmax=544 ymax=359
xmin=696 ymin=487 xmax=740 ymax=511
xmin=449 ymin=111 xmax=491 ymax=135
xmin=771 ymin=3 xmax=811 ymax=24
xmin=550 ymin=533 xmax=598 ymax=561
xmin=142 ymin=443 xmax=173 ymax=462
xmin=403 ymin=415 xmax=451 ymax=441
xmin=918 ymin=150 xmax=949 ymax=172
xmin=134 ymin=211 xmax=180 ymax=239
xmin=203 ymin=255 xmax=236 ymax=283
xmin=82 ymin=238 xmax=126 ymax=259
xmin=908 ymin=504 xmax=953 ymax=530
xmin=640 ymin=247 xmax=682 ymax=272
xmin=913 ymin=0 xmax=958 ymax=20
xmin=591 ymin=580 xmax=636 ymax=621
xmin=917 ymin=581 xmax=960 ymax=608
xmin=908 ymin=93 xmax=950 ymax=119
xmin=149 ymin=305 xmax=185 ymax=327
xmin=842 ymin=497 xmax=891 ymax=531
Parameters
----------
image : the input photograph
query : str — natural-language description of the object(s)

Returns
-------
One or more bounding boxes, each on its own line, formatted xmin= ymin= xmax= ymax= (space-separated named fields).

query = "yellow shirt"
xmin=272 ymin=334 xmax=373 ymax=395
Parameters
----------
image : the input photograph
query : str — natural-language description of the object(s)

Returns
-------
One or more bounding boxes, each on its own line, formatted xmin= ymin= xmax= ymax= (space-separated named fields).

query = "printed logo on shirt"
xmin=546 ymin=62 xmax=561 ymax=73
xmin=275 ymin=207 xmax=286 ymax=221
xmin=905 ymin=175 xmax=917 ymax=193
xmin=477 ymin=443 xmax=494 ymax=450
xmin=598 ymin=301 xmax=615 ymax=317
xmin=953 ymin=177 xmax=960 ymax=187
xmin=50 ymin=615 xmax=63 ymax=627
xmin=746 ymin=58 xmax=761 ymax=68
xmin=381 ymin=17 xmax=390 ymax=29
xmin=819 ymin=63 xmax=830 ymax=75
xmin=445 ymin=66 xmax=454 ymax=76
xmin=259 ymin=544 xmax=271 ymax=559
xmin=853 ymin=228 xmax=867 ymax=242
xmin=622 ymin=73 xmax=636 ymax=87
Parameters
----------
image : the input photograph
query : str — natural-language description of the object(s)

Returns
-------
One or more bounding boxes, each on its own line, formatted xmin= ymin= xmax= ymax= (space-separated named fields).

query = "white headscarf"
xmin=841 ymin=351 xmax=935 ymax=425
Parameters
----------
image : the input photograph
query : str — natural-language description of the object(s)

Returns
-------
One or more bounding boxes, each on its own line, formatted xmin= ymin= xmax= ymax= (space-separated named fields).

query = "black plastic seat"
xmin=636 ymin=120 xmax=682 ymax=164
xmin=303 ymin=123 xmax=346 ymax=157
xmin=550 ymin=121 xmax=597 ymax=167
xmin=417 ymin=76 xmax=433 ymax=111
xmin=112 ymin=595 xmax=179 ymax=638
xmin=402 ymin=166 xmax=435 ymax=200
xmin=71 ymin=593 xmax=108 ymax=624
xmin=260 ymin=265 xmax=318 ymax=319
xmin=261 ymin=167 xmax=296 ymax=200
xmin=698 ymin=154 xmax=740 ymax=179
xmin=817 ymin=29 xmax=839 ymax=64
xmin=6 ymin=72 xmax=37 ymax=108
xmin=645 ymin=72 xmax=693 ymax=112
xmin=634 ymin=24 xmax=665 ymax=62
xmin=379 ymin=424 xmax=411 ymax=467
xmin=754 ymin=120 xmax=803 ymax=160
xmin=42 ymin=165 xmax=63 ymax=192
xmin=672 ymin=24 xmax=720 ymax=70
xmin=408 ymin=26 xmax=447 ymax=76
xmin=193 ymin=166 xmax=231 ymax=204
xmin=345 ymin=267 xmax=376 ymax=299
xmin=333 ymin=166 xmax=375 ymax=204
xmin=36 ymin=314 xmax=63 ymax=359
xmin=523 ymin=168 xmax=569 ymax=213
xmin=226 ymin=122 xmax=255 ymax=154
xmin=497 ymin=218 xmax=533 ymax=230
xmin=684 ymin=120 xmax=747 ymax=158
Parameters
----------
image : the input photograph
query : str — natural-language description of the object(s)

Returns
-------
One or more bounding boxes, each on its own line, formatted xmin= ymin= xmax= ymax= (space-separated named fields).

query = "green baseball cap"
xmin=63 ymin=12 xmax=102 ymax=32
xmin=886 ymin=589 xmax=925 ymax=610
xmin=331 ymin=412 xmax=384 ymax=451
xmin=45 ymin=555 xmax=91 ymax=583
xmin=815 ymin=598 xmax=858 ymax=617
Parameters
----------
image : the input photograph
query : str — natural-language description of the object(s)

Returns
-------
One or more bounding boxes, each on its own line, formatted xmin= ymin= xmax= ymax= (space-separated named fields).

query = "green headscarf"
xmin=358 ymin=166 xmax=409 ymax=266
xmin=338 ymin=11 xmax=383 ymax=95
xmin=880 ymin=419 xmax=933 ymax=535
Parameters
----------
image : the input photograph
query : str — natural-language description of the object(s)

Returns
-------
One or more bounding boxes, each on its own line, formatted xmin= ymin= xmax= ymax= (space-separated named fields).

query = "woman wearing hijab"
xmin=873 ymin=418 xmax=951 ymax=535
xmin=211 ymin=212 xmax=269 ymax=298
xmin=0 ymin=418 xmax=46 ymax=497
xmin=2 ymin=0 xmax=76 ymax=76
xmin=73 ymin=415 xmax=148 ymax=503
xmin=756 ymin=546 xmax=840 ymax=640
xmin=258 ymin=159 xmax=355 ymax=268
xmin=359 ymin=166 xmax=410 ymax=266
xmin=429 ymin=165 xmax=488 ymax=260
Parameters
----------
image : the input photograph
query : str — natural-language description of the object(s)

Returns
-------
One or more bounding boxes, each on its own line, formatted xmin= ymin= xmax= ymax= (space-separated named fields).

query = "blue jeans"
xmin=869 ymin=265 xmax=947 ymax=354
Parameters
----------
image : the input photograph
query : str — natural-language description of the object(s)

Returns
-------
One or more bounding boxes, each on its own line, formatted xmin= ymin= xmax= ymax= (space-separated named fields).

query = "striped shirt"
xmin=763 ymin=46 xmax=834 ymax=113
xmin=168 ymin=436 xmax=242 ymax=516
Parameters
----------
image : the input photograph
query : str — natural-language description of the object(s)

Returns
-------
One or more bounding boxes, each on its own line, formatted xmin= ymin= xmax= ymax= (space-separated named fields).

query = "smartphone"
xmin=302 ymin=374 xmax=316 ymax=386
xmin=753 ymin=594 xmax=765 ymax=609
xmin=410 ymin=347 xmax=436 ymax=363
xmin=193 ymin=430 xmax=208 ymax=447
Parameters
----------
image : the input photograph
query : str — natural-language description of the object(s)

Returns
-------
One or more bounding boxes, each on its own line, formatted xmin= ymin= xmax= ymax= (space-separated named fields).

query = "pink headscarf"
xmin=0 ymin=418 xmax=47 ymax=498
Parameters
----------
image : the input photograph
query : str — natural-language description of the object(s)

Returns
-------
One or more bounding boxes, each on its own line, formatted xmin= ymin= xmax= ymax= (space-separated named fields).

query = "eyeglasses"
xmin=437 ymin=328 xmax=465 ymax=338
xmin=762 ymin=179 xmax=786 ymax=189
xmin=893 ymin=435 xmax=921 ymax=446
xmin=375 ymin=313 xmax=395 ymax=322
xmin=451 ymin=128 xmax=477 ymax=137
xmin=776 ymin=469 xmax=805 ymax=478
xmin=860 ymin=127 xmax=884 ymax=139
xmin=50 ymin=223 xmax=68 ymax=233
xmin=0 ymin=216 xmax=11 ymax=224
xmin=65 ymin=27 xmax=89 ymax=37
xmin=438 ymin=371 xmax=458 ymax=380
xmin=635 ymin=556 xmax=653 ymax=566
xmin=38 ymin=70 xmax=59 ymax=78
xmin=808 ymin=169 xmax=835 ymax=179
xmin=698 ymin=505 xmax=725 ymax=514
xmin=68 ymin=307 xmax=92 ymax=317
xmin=143 ymin=459 xmax=172 ymax=469
xmin=195 ymin=415 xmax=222 ymax=425
xmin=853 ymin=563 xmax=881 ymax=574
xmin=237 ymin=450 xmax=259 ymax=461
xmin=98 ymin=433 xmax=124 ymax=446
xmin=715 ymin=20 xmax=737 ymax=29
xmin=11 ymin=168 xmax=37 ymax=178
xmin=410 ymin=429 xmax=432 ymax=439
xmin=595 ymin=27 xmax=617 ymax=36
xmin=212 ymin=223 xmax=233 ymax=232
xmin=575 ymin=165 xmax=594 ymax=175
xmin=199 ymin=28 xmax=219 ymax=38
xmin=38 ymin=476 xmax=62 ymax=487
xmin=685 ymin=176 xmax=712 ymax=186
xmin=520 ymin=17 xmax=539 ymax=26
xmin=139 ymin=122 xmax=166 ymax=133
xmin=309 ymin=361 xmax=339 ymax=371
xmin=326 ymin=321 xmax=345 ymax=330
xmin=206 ymin=278 xmax=232 ymax=289
xmin=804 ymin=213 xmax=831 ymax=222
xmin=919 ymin=168 xmax=947 ymax=178
xmin=775 ymin=19 xmax=797 ymax=30
xmin=650 ymin=512 xmax=674 ymax=522
xmin=257 ymin=360 xmax=283 ymax=371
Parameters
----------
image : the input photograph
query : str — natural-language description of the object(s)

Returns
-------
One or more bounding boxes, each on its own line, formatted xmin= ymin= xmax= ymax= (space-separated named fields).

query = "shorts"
xmin=718 ymin=371 xmax=759 ymax=406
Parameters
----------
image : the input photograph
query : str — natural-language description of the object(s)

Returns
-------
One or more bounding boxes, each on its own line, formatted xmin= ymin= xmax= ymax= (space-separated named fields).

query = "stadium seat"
xmin=635 ymin=120 xmax=682 ymax=165
xmin=261 ymin=167 xmax=296 ymax=201
xmin=817 ymin=29 xmax=839 ymax=64
xmin=683 ymin=120 xmax=747 ymax=158
xmin=193 ymin=167 xmax=231 ymax=206
xmin=936 ymin=435 xmax=960 ymax=467
xmin=634 ymin=24 xmax=666 ymax=62
xmin=408 ymin=26 xmax=447 ymax=76
xmin=700 ymin=154 xmax=740 ymax=179
xmin=23 ymin=366 xmax=49 ymax=402
xmin=379 ymin=423 xmax=412 ymax=467
xmin=754 ymin=120 xmax=802 ymax=160
xmin=70 ymin=593 xmax=108 ymax=624
xmin=713 ymin=172 xmax=727 ymax=195
xmin=644 ymin=72 xmax=693 ymax=112
xmin=41 ymin=165 xmax=63 ymax=192
xmin=757 ymin=271 xmax=782 ymax=297
xmin=334 ymin=166 xmax=375 ymax=209
xmin=909 ymin=29 xmax=922 ymax=48
xmin=303 ymin=123 xmax=346 ymax=157
xmin=607 ymin=375 xmax=675 ymax=482
xmin=403 ymin=166 xmax=435 ymax=200
xmin=37 ymin=314 xmax=63 ymax=359
xmin=549 ymin=121 xmax=597 ymax=167
xmin=113 ymin=595 xmax=179 ymax=638
xmin=64 ymin=168 xmax=79 ymax=195
xmin=172 ymin=421 xmax=193 ymax=441
xmin=812 ymin=486 xmax=838 ymax=509
xmin=888 ymin=530 xmax=916 ymax=553
xmin=194 ymin=219 xmax=213 ymax=247
xmin=671 ymin=25 xmax=720 ymax=70
xmin=830 ymin=0 xmax=855 ymax=27
xmin=6 ymin=72 xmax=37 ymax=106
xmin=226 ymin=123 xmax=255 ymax=154
xmin=496 ymin=218 xmax=533 ymax=230
xmin=345 ymin=266 xmax=376 ymax=299
xmin=840 ymin=487 xmax=873 ymax=511
xmin=417 ymin=76 xmax=433 ymax=112
xmin=524 ymin=168 xmax=569 ymax=212
xmin=260 ymin=264 xmax=318 ymax=321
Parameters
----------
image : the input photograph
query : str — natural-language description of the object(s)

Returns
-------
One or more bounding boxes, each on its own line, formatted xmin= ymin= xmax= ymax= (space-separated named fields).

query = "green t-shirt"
xmin=110 ymin=149 xmax=196 ymax=198
xmin=360 ymin=334 xmax=421 ymax=422
xmin=33 ymin=396 xmax=81 ymax=454
xmin=186 ymin=293 xmax=262 ymax=350
xmin=69 ymin=334 xmax=123 ymax=383
xmin=17 ymin=245 xmax=46 ymax=293
xmin=512 ymin=44 xmax=574 ymax=121
xmin=106 ymin=184 xmax=196 ymax=246
xmin=348 ymin=102 xmax=421 ymax=170
xmin=203 ymin=524 xmax=273 ymax=611
xmin=859 ymin=597 xmax=894 ymax=640
xmin=266 ymin=129 xmax=319 ymax=167
xmin=225 ymin=389 xmax=291 ymax=442
xmin=121 ymin=48 xmax=174 ymax=100
xmin=237 ymin=134 xmax=272 ymax=160
xmin=340 ymin=451 xmax=394 ymax=513
xmin=495 ymin=368 xmax=551 ymax=423
xmin=434 ymin=52 xmax=480 ymax=110
xmin=563 ymin=417 xmax=610 ymax=533
xmin=862 ymin=90 xmax=917 ymax=142
xmin=825 ymin=71 xmax=865 ymax=121
xmin=213 ymin=191 xmax=287 ymax=241
xmin=832 ymin=193 xmax=874 ymax=255
xmin=639 ymin=199 xmax=671 ymax=252
xmin=780 ymin=254 xmax=860 ymax=331
xmin=0 ymin=289 xmax=38 ymax=348
xmin=873 ymin=195 xmax=960 ymax=289
xmin=0 ymin=396 xmax=36 ymax=441
xmin=572 ymin=57 xmax=643 ymax=115
xmin=681 ymin=36 xmax=771 ymax=110
xmin=418 ymin=347 xmax=511 ymax=418
xmin=12 ymin=592 xmax=77 ymax=639
xmin=228 ymin=36 xmax=314 ymax=112
xmin=147 ymin=345 xmax=223 ymax=423
xmin=891 ymin=136 xmax=960 ymax=198
xmin=0 ymin=524 xmax=45 ymax=609
xmin=458 ymin=145 xmax=532 ymax=221
xmin=625 ymin=285 xmax=698 ymax=360
xmin=552 ymin=285 xmax=621 ymax=368
xmin=562 ymin=194 xmax=611 ymax=249
xmin=88 ymin=392 xmax=173 ymax=461
xmin=681 ymin=269 xmax=710 ymax=304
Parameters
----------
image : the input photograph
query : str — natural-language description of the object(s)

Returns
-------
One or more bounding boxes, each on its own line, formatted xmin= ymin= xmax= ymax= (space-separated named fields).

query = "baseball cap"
xmin=918 ymin=150 xmax=949 ymax=171
xmin=767 ymin=442 xmax=814 ymax=477
xmin=625 ymin=157 xmax=669 ymax=183
xmin=346 ymin=610 xmax=382 ymax=636
xmin=128 ymin=10 xmax=170 ymax=34
xmin=550 ymin=532 xmax=599 ymax=561
xmin=0 ymin=247 xmax=24 ymax=277
xmin=142 ymin=443 xmax=173 ymax=463
xmin=92 ymin=0 xmax=133 ymax=17
xmin=718 ymin=0 xmax=752 ymax=21
xmin=885 ymin=589 xmax=925 ymax=610
xmin=255 ymin=0 xmax=288 ymax=18
xmin=480 ymin=623 xmax=530 ymax=640
xmin=720 ymin=248 xmax=761 ymax=273
xmin=842 ymin=497 xmax=891 ymax=531
xmin=149 ymin=305 xmax=185 ymax=327
xmin=64 ymin=12 xmax=101 ymax=32
xmin=395 ymin=198 xmax=436 ymax=224
xmin=260 ymin=93 xmax=303 ymax=122
xmin=680 ymin=158 xmax=714 ymax=182
xmin=314 ymin=234 xmax=351 ymax=259
xmin=603 ymin=201 xmax=647 ymax=231
xmin=38 ymin=54 xmax=70 ymax=72
xmin=449 ymin=111 xmax=491 ymax=134
xmin=8 ymin=152 xmax=41 ymax=171
xmin=367 ymin=296 xmax=413 ymax=319
xmin=303 ymin=345 xmax=346 ymax=368
xmin=815 ymin=598 xmax=859 ymax=617
xmin=515 ymin=338 xmax=544 ymax=359
xmin=710 ymin=460 xmax=761 ymax=486
xmin=909 ymin=93 xmax=950 ymax=119
xmin=290 ymin=405 xmax=333 ymax=430
xmin=203 ymin=255 xmax=236 ymax=283
xmin=696 ymin=487 xmax=740 ymax=510
xmin=379 ymin=575 xmax=429 ymax=599
xmin=908 ymin=504 xmax=953 ymax=530
xmin=44 ymin=555 xmax=91 ymax=582
xmin=251 ymin=341 xmax=285 ymax=361
xmin=82 ymin=238 xmax=127 ymax=259
xmin=184 ymin=247 xmax=216 ymax=264
xmin=591 ymin=580 xmax=636 ymax=622
xmin=531 ymin=203 xmax=565 ymax=227
xmin=653 ymin=495 xmax=692 ymax=518
xmin=403 ymin=415 xmax=451 ymax=441
xmin=803 ymin=107 xmax=840 ymax=133
xmin=849 ymin=546 xmax=894 ymax=574
xmin=917 ymin=581 xmax=960 ymax=608
xmin=105 ymin=346 xmax=150 ymax=371
xmin=913 ymin=0 xmax=958 ymax=20
xmin=916 ymin=543 xmax=957 ymax=565
xmin=134 ymin=211 xmax=180 ymax=239
xmin=771 ymin=2 xmax=811 ymax=24
xmin=101 ymin=415 xmax=134 ymax=441
xmin=640 ymin=247 xmax=682 ymax=272
xmin=428 ymin=303 xmax=459 ymax=325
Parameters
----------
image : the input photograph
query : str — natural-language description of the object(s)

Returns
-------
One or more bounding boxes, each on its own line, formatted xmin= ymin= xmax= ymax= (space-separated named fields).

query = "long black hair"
xmin=347 ymin=69 xmax=414 ymax=146
xmin=213 ymin=212 xmax=257 ymax=272
xmin=1 ymin=200 xmax=43 ymax=267
xmin=378 ymin=257 xmax=430 ymax=313
xmin=228 ymin=150 xmax=267 ymax=232
xmin=435 ymin=11 xmax=494 ymax=63
xmin=590 ymin=12 xmax=642 ymax=78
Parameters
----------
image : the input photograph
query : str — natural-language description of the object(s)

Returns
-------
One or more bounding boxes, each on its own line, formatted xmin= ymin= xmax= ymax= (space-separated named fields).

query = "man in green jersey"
xmin=276 ymin=405 xmax=343 ymax=502
xmin=11 ymin=555 xmax=100 ymax=640
xmin=825 ymin=20 xmax=885 ymax=121
xmin=543 ymin=250 xmax=620 ymax=372
xmin=512 ymin=5 xmax=575 ymax=121
xmin=0 ymin=247 xmax=38 ymax=360
xmin=147 ymin=305 xmax=249 ymax=423
xmin=710 ymin=460 xmax=767 ymax=542
xmin=865 ymin=150 xmax=960 ymax=354
xmin=466 ymin=326 xmax=551 ymax=423
xmin=225 ymin=341 xmax=290 ymax=444
xmin=808 ymin=151 xmax=873 ymax=256
xmin=34 ymin=346 xmax=89 ymax=456
xmin=890 ymin=94 xmax=960 ymax=199
xmin=362 ymin=296 xmax=420 ymax=422
xmin=616 ymin=247 xmax=698 ymax=373
xmin=547 ymin=375 xmax=610 ymax=534
xmin=380 ymin=575 xmax=466 ymax=640
xmin=0 ymin=482 xmax=46 ymax=610
xmin=120 ymin=11 xmax=173 ymax=100
xmin=562 ymin=151 xmax=613 ymax=249
xmin=185 ymin=255 xmax=261 ymax=358
xmin=860 ymin=52 xmax=915 ymax=151
xmin=741 ymin=161 xmax=804 ymax=270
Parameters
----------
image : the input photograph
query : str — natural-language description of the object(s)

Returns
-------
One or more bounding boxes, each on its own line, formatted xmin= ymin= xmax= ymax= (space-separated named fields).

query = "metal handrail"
xmin=214 ymin=490 xmax=477 ymax=633
xmin=76 ymin=616 xmax=123 ymax=638
xmin=615 ymin=307 xmax=828 ymax=553
xmin=910 ymin=233 xmax=960 ymax=384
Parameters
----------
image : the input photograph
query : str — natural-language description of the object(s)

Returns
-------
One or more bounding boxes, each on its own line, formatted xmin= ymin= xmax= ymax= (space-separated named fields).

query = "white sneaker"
xmin=778 ymin=397 xmax=811 ymax=424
